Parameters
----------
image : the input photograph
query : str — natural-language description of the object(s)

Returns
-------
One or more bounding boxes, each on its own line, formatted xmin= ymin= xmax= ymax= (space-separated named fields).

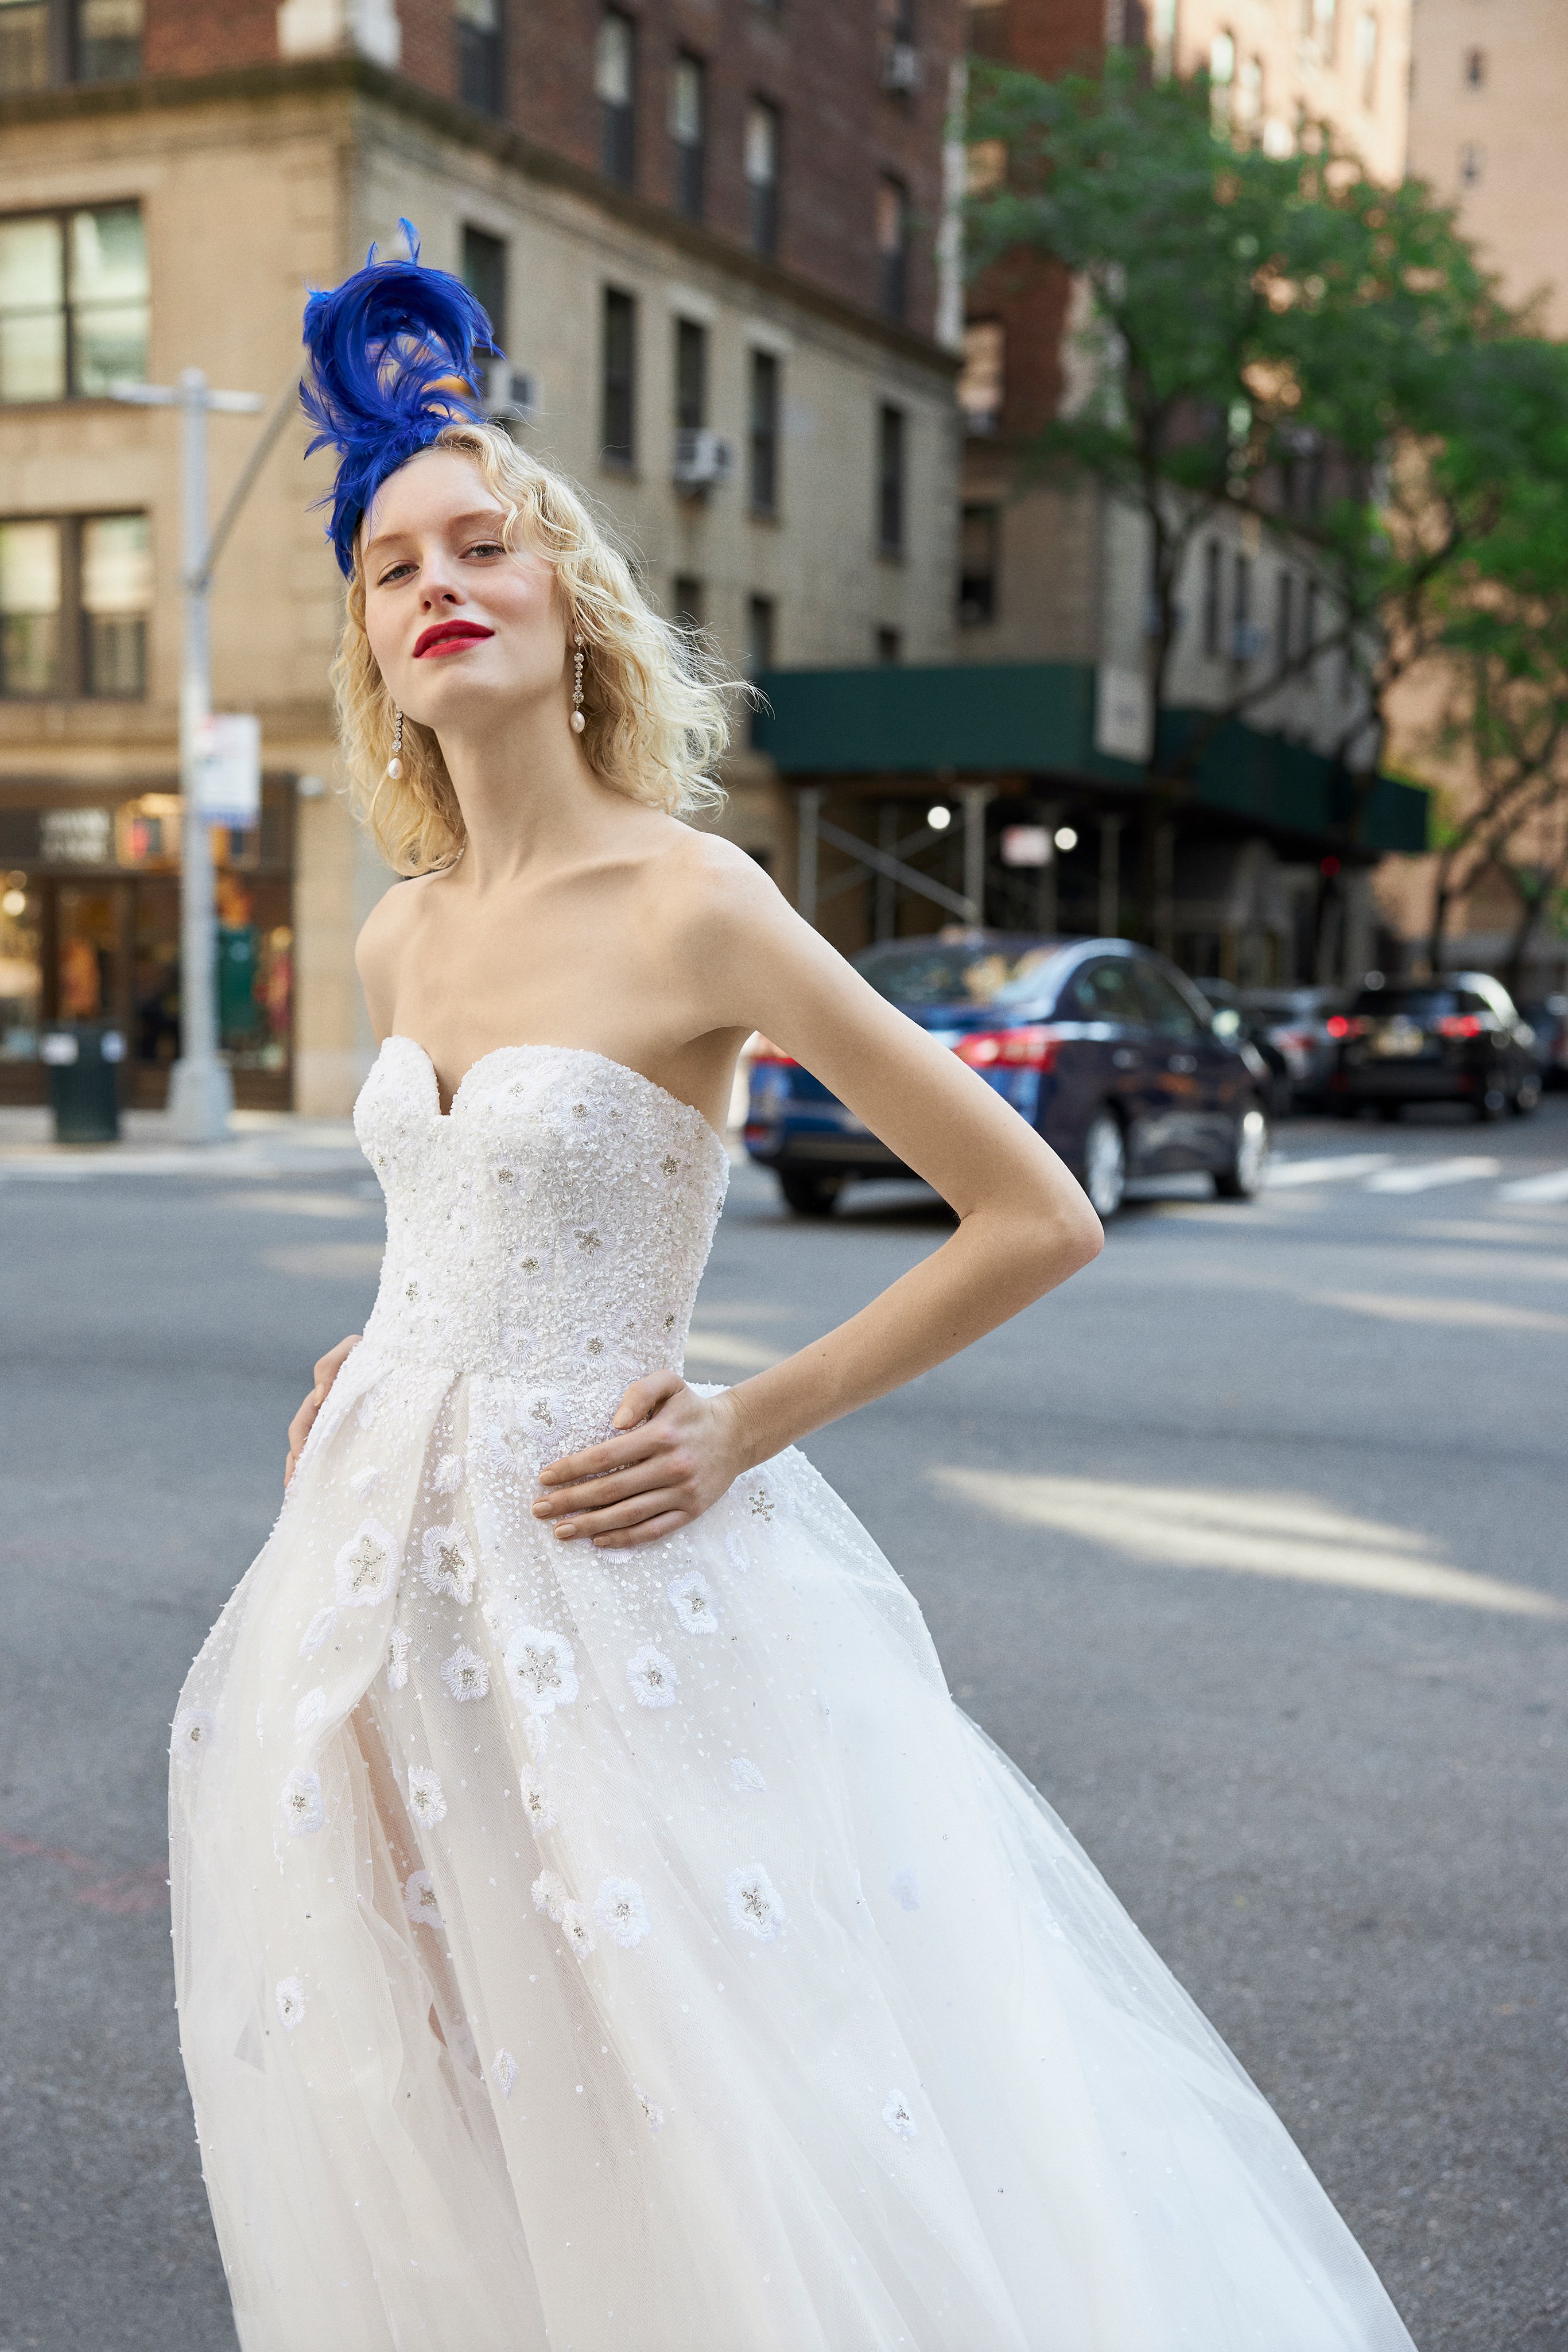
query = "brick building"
xmin=0 ymin=0 xmax=964 ymax=1113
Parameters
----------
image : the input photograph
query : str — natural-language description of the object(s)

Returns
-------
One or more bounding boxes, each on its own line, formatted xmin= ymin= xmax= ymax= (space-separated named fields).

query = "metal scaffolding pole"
xmin=796 ymin=786 xmax=821 ymax=926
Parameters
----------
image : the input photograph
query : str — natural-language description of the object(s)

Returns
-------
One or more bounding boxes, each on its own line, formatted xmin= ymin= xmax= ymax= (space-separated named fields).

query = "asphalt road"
xmin=2 ymin=1100 xmax=1566 ymax=2351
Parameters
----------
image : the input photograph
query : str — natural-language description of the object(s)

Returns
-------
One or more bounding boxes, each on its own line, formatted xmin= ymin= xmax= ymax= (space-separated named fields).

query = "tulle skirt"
xmin=169 ymin=1345 xmax=1416 ymax=2350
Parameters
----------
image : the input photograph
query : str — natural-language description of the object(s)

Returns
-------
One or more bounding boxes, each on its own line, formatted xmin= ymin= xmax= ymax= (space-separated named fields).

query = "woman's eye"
xmin=375 ymin=561 xmax=414 ymax=586
xmin=467 ymin=540 xmax=505 ymax=558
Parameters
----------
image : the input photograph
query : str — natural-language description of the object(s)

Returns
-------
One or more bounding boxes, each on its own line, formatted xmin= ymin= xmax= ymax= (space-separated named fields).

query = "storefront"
xmin=0 ymin=776 xmax=296 ymax=1109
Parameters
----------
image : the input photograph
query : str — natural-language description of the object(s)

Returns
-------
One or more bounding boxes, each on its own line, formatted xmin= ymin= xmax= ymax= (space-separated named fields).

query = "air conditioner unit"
xmin=882 ymin=40 xmax=922 ymax=92
xmin=673 ymin=427 xmax=735 ymax=490
xmin=484 ymin=362 xmax=538 ymax=424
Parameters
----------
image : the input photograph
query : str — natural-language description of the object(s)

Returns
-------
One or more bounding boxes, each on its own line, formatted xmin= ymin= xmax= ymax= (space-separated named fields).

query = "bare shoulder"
xmin=638 ymin=820 xmax=790 ymax=948
xmin=355 ymin=871 xmax=438 ymax=1023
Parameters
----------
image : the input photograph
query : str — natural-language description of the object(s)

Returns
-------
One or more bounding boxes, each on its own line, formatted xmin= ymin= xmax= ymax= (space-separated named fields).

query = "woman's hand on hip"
xmin=285 ymin=1334 xmax=362 ymax=1490
xmin=533 ymin=1375 xmax=748 ymax=1548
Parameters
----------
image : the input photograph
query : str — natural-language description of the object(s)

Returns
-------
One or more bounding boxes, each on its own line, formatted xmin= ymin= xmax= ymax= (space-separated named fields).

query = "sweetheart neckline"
xmin=382 ymin=1035 xmax=730 ymax=1161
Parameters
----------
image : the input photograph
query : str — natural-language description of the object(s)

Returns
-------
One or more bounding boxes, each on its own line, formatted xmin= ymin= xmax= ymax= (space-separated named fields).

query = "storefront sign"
xmin=195 ymin=714 xmax=262 ymax=823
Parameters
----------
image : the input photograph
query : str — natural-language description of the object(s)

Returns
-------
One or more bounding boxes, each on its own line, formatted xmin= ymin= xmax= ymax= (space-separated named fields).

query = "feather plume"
xmin=300 ymin=220 xmax=499 ymax=576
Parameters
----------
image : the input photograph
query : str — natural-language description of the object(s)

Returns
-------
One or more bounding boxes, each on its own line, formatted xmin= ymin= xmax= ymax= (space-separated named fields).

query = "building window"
xmin=0 ymin=510 xmax=149 ymax=698
xmin=0 ymin=203 xmax=148 ymax=404
xmin=672 ymin=574 xmax=705 ymax=632
xmin=1303 ymin=579 xmax=1319 ymax=677
xmin=669 ymin=52 xmax=705 ymax=220
xmin=601 ymin=287 xmax=636 ymax=465
xmin=876 ymin=175 xmax=909 ymax=322
xmin=1231 ymin=550 xmax=1253 ymax=660
xmin=0 ymin=0 xmax=142 ymax=93
xmin=455 ymin=0 xmax=503 ymax=115
xmin=1209 ymin=30 xmax=1235 ymax=129
xmin=1356 ymin=10 xmax=1377 ymax=109
xmin=958 ymin=503 xmax=999 ymax=626
xmin=876 ymin=402 xmax=906 ymax=557
xmin=460 ymin=225 xmax=507 ymax=352
xmin=1464 ymin=46 xmax=1484 ymax=88
xmin=1201 ymin=538 xmax=1222 ymax=656
xmin=674 ymin=316 xmax=707 ymax=433
xmin=876 ymin=626 xmax=902 ymax=663
xmin=1274 ymin=568 xmax=1294 ymax=673
xmin=958 ymin=319 xmax=1003 ymax=436
xmin=748 ymin=348 xmax=779 ymax=515
xmin=746 ymin=99 xmax=781 ymax=259
xmin=597 ymin=10 xmax=636 ymax=186
xmin=1460 ymin=141 xmax=1484 ymax=186
xmin=746 ymin=593 xmax=775 ymax=674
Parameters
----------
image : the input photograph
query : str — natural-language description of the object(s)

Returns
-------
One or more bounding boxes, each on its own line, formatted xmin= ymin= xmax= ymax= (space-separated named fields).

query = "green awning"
xmin=751 ymin=662 xmax=1429 ymax=856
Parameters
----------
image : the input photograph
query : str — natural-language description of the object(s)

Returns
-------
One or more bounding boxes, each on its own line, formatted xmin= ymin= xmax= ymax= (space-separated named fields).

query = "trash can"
xmin=40 ymin=1020 xmax=125 ymax=1144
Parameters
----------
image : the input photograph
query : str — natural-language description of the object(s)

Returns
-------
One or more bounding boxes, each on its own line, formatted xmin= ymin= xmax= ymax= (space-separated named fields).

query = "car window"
xmin=855 ymin=941 xmax=1058 ymax=1008
xmin=1130 ymin=963 xmax=1201 ymax=1038
xmin=1351 ymin=987 xmax=1482 ymax=1020
xmin=1066 ymin=960 xmax=1144 ymax=1024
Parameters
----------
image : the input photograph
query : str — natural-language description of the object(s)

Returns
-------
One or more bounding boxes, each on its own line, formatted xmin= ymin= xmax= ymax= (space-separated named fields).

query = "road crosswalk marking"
xmin=1264 ymin=1153 xmax=1394 ymax=1187
xmin=1314 ymin=1290 xmax=1568 ymax=1333
xmin=1364 ymin=1155 xmax=1502 ymax=1194
xmin=1497 ymin=1167 xmax=1568 ymax=1204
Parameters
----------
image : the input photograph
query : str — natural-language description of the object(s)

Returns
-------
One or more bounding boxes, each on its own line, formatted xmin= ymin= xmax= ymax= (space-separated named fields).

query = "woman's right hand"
xmin=285 ymin=1335 xmax=362 ymax=1490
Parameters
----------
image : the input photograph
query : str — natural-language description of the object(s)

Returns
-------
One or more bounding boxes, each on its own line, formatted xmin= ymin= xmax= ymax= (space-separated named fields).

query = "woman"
xmin=169 ymin=236 xmax=1416 ymax=2351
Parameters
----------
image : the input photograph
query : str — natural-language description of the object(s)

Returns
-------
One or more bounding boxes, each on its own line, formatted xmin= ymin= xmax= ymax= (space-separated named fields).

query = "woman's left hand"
xmin=533 ymin=1374 xmax=748 ymax=1549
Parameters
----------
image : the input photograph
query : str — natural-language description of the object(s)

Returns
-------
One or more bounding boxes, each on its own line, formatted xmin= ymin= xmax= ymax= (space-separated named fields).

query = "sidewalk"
xmin=0 ymin=1103 xmax=368 ymax=1178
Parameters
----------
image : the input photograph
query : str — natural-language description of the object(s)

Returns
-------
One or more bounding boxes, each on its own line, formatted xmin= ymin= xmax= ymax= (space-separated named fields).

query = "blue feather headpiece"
xmin=300 ymin=220 xmax=498 ymax=577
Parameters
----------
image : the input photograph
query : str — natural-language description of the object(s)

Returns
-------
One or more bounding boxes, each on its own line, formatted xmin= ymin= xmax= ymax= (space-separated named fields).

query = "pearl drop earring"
xmin=386 ymin=707 xmax=404 ymax=781
xmin=571 ymin=634 xmax=586 ymax=735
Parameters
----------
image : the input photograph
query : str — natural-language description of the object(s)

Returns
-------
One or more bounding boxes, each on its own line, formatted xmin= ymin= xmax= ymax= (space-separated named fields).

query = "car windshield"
xmin=1352 ymin=988 xmax=1480 ymax=1020
xmin=854 ymin=940 xmax=1059 ymax=1009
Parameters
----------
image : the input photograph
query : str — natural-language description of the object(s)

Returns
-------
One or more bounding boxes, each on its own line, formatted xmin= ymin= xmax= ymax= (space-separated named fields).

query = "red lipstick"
xmin=413 ymin=619 xmax=495 ymax=658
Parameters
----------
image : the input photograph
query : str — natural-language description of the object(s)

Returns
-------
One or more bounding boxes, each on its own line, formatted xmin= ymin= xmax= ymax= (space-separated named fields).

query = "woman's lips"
xmin=413 ymin=621 xmax=495 ymax=658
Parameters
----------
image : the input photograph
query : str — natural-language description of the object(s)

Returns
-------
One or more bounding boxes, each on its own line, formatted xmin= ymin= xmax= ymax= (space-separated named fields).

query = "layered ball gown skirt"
xmin=169 ymin=1038 xmax=1415 ymax=2351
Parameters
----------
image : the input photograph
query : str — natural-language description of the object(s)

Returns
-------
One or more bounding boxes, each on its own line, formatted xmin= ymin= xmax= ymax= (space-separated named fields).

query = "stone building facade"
xmin=0 ymin=0 xmax=964 ymax=1113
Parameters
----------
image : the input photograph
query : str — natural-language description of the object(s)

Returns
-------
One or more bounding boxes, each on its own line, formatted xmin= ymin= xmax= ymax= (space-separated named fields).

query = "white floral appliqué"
xmin=280 ymin=1767 xmax=324 ymax=1837
xmin=419 ymin=1524 xmax=476 ymax=1606
xmin=440 ymin=1644 xmax=490 ymax=1703
xmin=667 ymin=1570 xmax=717 ymax=1635
xmin=407 ymin=1765 xmax=448 ymax=1827
xmin=626 ymin=1644 xmax=679 ymax=1709
xmin=883 ymin=2089 xmax=918 ymax=2139
xmin=521 ymin=1776 xmax=556 ymax=1831
xmin=335 ymin=1517 xmax=396 ymax=1608
xmin=560 ymin=1901 xmax=595 ymax=1960
xmin=504 ymin=1626 xmax=579 ymax=1716
xmin=593 ymin=1877 xmax=651 ymax=1950
xmin=275 ymin=1976 xmax=306 ymax=2031
xmin=729 ymin=1756 xmax=766 ymax=1794
xmin=634 ymin=2082 xmax=665 ymax=2132
xmin=433 ymin=1451 xmax=464 ymax=1495
xmin=726 ymin=1862 xmax=785 ymax=1943
xmin=404 ymin=1869 xmax=443 ymax=1930
xmin=348 ymin=1463 xmax=381 ymax=1501
xmin=387 ymin=1623 xmax=410 ymax=1690
xmin=171 ymin=1707 xmax=215 ymax=1765
xmin=531 ymin=1870 xmax=568 ymax=1923
xmin=299 ymin=1605 xmax=337 ymax=1657
xmin=492 ymin=2047 xmax=518 ymax=2098
xmin=293 ymin=1687 xmax=327 ymax=1738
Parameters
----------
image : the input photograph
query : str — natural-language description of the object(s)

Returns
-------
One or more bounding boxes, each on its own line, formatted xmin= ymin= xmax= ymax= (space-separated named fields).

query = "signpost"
xmin=110 ymin=368 xmax=298 ymax=1141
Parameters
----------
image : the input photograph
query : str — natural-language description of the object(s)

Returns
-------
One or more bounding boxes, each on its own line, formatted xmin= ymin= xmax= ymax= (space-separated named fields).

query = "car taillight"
xmin=1325 ymin=1015 xmax=1365 ymax=1039
xmin=749 ymin=1035 xmax=798 ymax=1067
xmin=1435 ymin=1014 xmax=1484 ymax=1039
xmin=954 ymin=1024 xmax=1061 ymax=1073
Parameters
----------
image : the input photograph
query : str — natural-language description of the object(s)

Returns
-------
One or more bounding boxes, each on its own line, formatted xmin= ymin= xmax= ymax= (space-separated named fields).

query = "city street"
xmin=2 ymin=1101 xmax=1566 ymax=2352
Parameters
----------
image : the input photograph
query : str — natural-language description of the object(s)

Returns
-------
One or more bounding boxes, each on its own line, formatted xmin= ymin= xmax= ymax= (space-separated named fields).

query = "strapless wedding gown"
xmin=169 ymin=1037 xmax=1415 ymax=2352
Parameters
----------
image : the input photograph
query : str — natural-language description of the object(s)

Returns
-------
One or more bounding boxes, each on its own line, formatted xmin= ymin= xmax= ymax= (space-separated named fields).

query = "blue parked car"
xmin=744 ymin=930 xmax=1272 ymax=1219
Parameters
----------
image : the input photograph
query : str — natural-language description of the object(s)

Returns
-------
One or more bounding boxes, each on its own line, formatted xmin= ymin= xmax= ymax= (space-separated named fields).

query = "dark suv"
xmin=1327 ymin=973 xmax=1541 ymax=1119
xmin=744 ymin=931 xmax=1272 ymax=1218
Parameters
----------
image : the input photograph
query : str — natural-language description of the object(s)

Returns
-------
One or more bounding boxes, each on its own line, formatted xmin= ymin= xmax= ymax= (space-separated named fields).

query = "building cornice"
xmin=0 ymin=56 xmax=960 ymax=380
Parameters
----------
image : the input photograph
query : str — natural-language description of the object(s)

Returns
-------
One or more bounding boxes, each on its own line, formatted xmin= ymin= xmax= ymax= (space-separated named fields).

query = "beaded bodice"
xmin=354 ymin=1037 xmax=729 ymax=1385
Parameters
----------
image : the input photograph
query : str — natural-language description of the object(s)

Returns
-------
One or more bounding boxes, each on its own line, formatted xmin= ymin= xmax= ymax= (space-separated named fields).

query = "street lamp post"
xmin=110 ymin=366 xmax=300 ymax=1143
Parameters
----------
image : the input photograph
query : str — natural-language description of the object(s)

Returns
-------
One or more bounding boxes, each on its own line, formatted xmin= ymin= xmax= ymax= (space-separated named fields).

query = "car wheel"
xmin=1213 ymin=1104 xmax=1270 ymax=1200
xmin=1376 ymin=1103 xmax=1403 ymax=1124
xmin=1511 ymin=1074 xmax=1542 ymax=1116
xmin=1082 ymin=1111 xmax=1127 ymax=1219
xmin=778 ymin=1171 xmax=842 ymax=1217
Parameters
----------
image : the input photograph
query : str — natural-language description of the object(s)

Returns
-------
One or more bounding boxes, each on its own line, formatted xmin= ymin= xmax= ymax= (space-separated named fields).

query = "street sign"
xmin=195 ymin=713 xmax=261 ymax=824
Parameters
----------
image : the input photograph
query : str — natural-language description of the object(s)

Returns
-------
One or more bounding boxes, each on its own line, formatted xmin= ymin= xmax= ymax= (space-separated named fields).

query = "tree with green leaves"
xmin=964 ymin=50 xmax=1568 ymax=970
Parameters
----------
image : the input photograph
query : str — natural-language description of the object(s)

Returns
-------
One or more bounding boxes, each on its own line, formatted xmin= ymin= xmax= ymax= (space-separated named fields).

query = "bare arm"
xmin=536 ymin=845 xmax=1101 ymax=1545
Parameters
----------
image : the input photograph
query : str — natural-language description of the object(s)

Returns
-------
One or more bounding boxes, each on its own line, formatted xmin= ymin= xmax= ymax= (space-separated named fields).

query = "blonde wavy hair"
xmin=332 ymin=421 xmax=739 ymax=874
